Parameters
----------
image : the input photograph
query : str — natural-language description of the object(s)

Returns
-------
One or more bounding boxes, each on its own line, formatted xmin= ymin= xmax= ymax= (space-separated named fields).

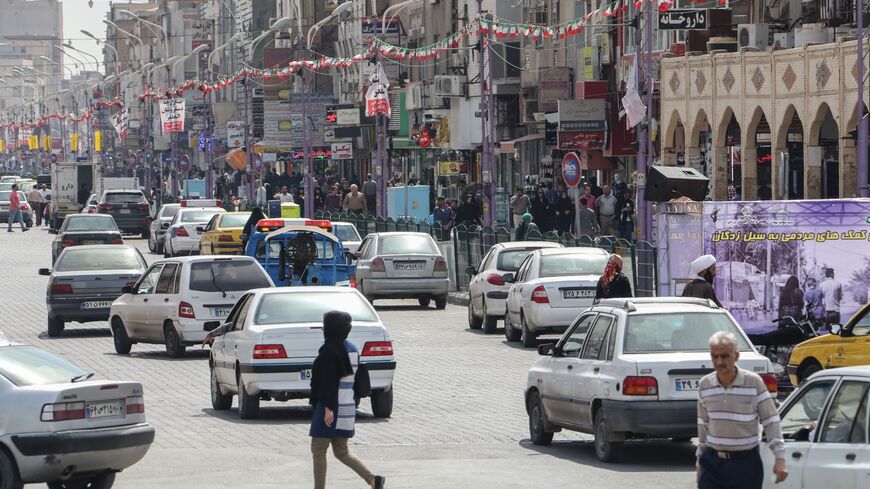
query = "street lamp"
xmin=81 ymin=30 xmax=119 ymax=78
xmin=39 ymin=55 xmax=73 ymax=79
xmin=207 ymin=32 xmax=242 ymax=74
xmin=61 ymin=42 xmax=101 ymax=73
xmin=381 ymin=0 xmax=420 ymax=37
xmin=306 ymin=1 xmax=354 ymax=48
xmin=251 ymin=17 xmax=294 ymax=54
xmin=170 ymin=44 xmax=207 ymax=83
xmin=115 ymin=9 xmax=169 ymax=62
xmin=104 ymin=20 xmax=145 ymax=68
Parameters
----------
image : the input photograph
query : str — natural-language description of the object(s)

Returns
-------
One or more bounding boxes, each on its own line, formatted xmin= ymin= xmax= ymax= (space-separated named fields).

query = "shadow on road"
xmin=201 ymin=405 xmax=393 ymax=426
xmin=520 ymin=438 xmax=696 ymax=472
xmin=38 ymin=327 xmax=111 ymax=339
xmin=104 ymin=348 xmax=212 ymax=361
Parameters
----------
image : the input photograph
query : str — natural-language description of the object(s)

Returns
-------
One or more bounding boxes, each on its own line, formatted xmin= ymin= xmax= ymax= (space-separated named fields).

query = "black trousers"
xmin=698 ymin=449 xmax=763 ymax=489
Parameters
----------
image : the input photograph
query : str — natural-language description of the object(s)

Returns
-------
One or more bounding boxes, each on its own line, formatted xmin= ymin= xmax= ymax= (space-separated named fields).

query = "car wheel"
xmin=594 ymin=410 xmax=624 ymax=463
xmin=47 ymin=473 xmax=115 ymax=489
xmin=163 ymin=324 xmax=186 ymax=358
xmin=418 ymin=297 xmax=430 ymax=308
xmin=111 ymin=318 xmax=132 ymax=355
xmin=47 ymin=316 xmax=64 ymax=337
xmin=482 ymin=301 xmax=498 ymax=334
xmin=799 ymin=362 xmax=822 ymax=384
xmin=211 ymin=364 xmax=232 ymax=411
xmin=237 ymin=374 xmax=260 ymax=419
xmin=528 ymin=391 xmax=554 ymax=446
xmin=434 ymin=295 xmax=447 ymax=310
xmin=468 ymin=300 xmax=483 ymax=329
xmin=520 ymin=314 xmax=537 ymax=348
xmin=371 ymin=388 xmax=393 ymax=418
xmin=0 ymin=447 xmax=23 ymax=489
xmin=148 ymin=233 xmax=157 ymax=252
xmin=504 ymin=313 xmax=521 ymax=342
xmin=156 ymin=238 xmax=164 ymax=254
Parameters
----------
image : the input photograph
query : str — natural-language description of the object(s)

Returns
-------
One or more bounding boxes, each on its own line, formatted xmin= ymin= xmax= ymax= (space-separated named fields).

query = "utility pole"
xmin=303 ymin=72 xmax=313 ymax=219
xmin=634 ymin=1 xmax=654 ymax=242
xmin=477 ymin=1 xmax=496 ymax=228
xmin=858 ymin=0 xmax=869 ymax=197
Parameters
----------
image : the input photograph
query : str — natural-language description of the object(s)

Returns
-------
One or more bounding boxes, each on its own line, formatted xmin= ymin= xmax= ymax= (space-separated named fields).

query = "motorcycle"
xmin=747 ymin=315 xmax=824 ymax=394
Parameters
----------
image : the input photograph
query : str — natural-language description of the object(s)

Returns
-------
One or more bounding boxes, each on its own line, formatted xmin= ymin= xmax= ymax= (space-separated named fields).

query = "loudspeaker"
xmin=644 ymin=166 xmax=709 ymax=202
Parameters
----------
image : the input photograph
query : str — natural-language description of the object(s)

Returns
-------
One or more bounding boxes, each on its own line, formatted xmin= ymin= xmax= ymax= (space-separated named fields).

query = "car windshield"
xmin=332 ymin=224 xmax=361 ymax=243
xmin=63 ymin=216 xmax=118 ymax=232
xmin=623 ymin=312 xmax=753 ymax=353
xmin=0 ymin=191 xmax=25 ymax=202
xmin=180 ymin=210 xmax=222 ymax=222
xmin=497 ymin=249 xmax=537 ymax=272
xmin=256 ymin=237 xmax=336 ymax=260
xmin=55 ymin=247 xmax=143 ymax=272
xmin=254 ymin=292 xmax=378 ymax=324
xmin=219 ymin=214 xmax=250 ymax=228
xmin=0 ymin=346 xmax=88 ymax=386
xmin=378 ymin=234 xmax=437 ymax=255
xmin=0 ymin=183 xmax=14 ymax=191
xmin=539 ymin=253 xmax=608 ymax=277
xmin=104 ymin=192 xmax=145 ymax=204
xmin=188 ymin=260 xmax=272 ymax=292
xmin=161 ymin=205 xmax=180 ymax=218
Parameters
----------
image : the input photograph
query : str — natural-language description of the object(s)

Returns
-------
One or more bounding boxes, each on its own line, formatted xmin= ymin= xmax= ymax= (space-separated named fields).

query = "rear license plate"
xmin=212 ymin=308 xmax=231 ymax=317
xmin=395 ymin=262 xmax=424 ymax=271
xmin=675 ymin=378 xmax=700 ymax=391
xmin=300 ymin=369 xmax=312 ymax=381
xmin=81 ymin=301 xmax=112 ymax=310
xmin=563 ymin=289 xmax=594 ymax=299
xmin=86 ymin=400 xmax=122 ymax=418
xmin=82 ymin=240 xmax=103 ymax=245
xmin=119 ymin=209 xmax=131 ymax=214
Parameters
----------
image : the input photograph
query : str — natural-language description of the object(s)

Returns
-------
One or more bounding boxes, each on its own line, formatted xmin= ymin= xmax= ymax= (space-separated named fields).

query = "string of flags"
xmin=0 ymin=0 xmax=675 ymax=131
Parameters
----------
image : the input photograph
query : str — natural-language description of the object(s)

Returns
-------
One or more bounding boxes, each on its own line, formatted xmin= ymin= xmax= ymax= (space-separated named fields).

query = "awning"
xmin=497 ymin=133 xmax=544 ymax=154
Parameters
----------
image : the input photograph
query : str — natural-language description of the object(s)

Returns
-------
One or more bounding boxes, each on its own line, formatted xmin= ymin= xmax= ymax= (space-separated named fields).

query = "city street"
xmin=2 ymin=229 xmax=695 ymax=488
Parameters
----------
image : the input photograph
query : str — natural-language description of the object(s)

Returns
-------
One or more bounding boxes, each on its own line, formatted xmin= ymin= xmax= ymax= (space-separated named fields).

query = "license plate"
xmin=395 ymin=262 xmax=424 ymax=271
xmin=299 ymin=369 xmax=312 ymax=381
xmin=212 ymin=308 xmax=231 ymax=317
xmin=86 ymin=400 xmax=122 ymax=418
xmin=81 ymin=301 xmax=112 ymax=310
xmin=82 ymin=240 xmax=103 ymax=245
xmin=119 ymin=209 xmax=131 ymax=214
xmin=563 ymin=289 xmax=594 ymax=299
xmin=675 ymin=378 xmax=700 ymax=391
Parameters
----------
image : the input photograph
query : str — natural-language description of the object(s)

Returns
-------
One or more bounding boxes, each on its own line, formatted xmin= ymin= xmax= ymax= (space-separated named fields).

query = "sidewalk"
xmin=447 ymin=290 xmax=469 ymax=306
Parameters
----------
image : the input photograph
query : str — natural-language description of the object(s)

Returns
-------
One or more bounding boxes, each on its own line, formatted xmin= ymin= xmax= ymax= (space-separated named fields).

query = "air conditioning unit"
xmin=795 ymin=23 xmax=833 ymax=47
xmin=405 ymin=84 xmax=423 ymax=110
xmin=433 ymin=75 xmax=464 ymax=97
xmin=737 ymin=24 xmax=770 ymax=51
xmin=772 ymin=32 xmax=794 ymax=50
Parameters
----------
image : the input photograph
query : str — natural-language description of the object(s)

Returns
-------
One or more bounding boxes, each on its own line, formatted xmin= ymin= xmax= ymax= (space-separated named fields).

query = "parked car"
xmin=354 ymin=232 xmax=449 ymax=308
xmin=96 ymin=190 xmax=151 ymax=238
xmin=526 ymin=297 xmax=777 ymax=462
xmin=109 ymin=255 xmax=274 ymax=357
xmin=0 ymin=332 xmax=155 ymax=489
xmin=760 ymin=366 xmax=870 ymax=488
xmin=208 ymin=287 xmax=396 ymax=419
xmin=505 ymin=247 xmax=610 ymax=347
xmin=466 ymin=241 xmax=563 ymax=333
xmin=0 ymin=190 xmax=33 ymax=227
xmin=51 ymin=214 xmax=123 ymax=263
xmin=331 ymin=221 xmax=362 ymax=254
xmin=41 ymin=245 xmax=148 ymax=337
xmin=148 ymin=203 xmax=180 ymax=254
xmin=199 ymin=211 xmax=251 ymax=255
xmin=787 ymin=303 xmax=870 ymax=385
xmin=163 ymin=207 xmax=225 ymax=257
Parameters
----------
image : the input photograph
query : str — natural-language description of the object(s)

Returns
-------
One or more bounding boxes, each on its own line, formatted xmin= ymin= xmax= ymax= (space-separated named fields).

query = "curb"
xmin=448 ymin=291 xmax=469 ymax=306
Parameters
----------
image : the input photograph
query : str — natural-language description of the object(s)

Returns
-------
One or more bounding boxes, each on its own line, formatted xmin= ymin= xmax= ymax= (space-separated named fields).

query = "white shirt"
xmin=819 ymin=277 xmax=842 ymax=312
xmin=277 ymin=192 xmax=294 ymax=203
xmin=255 ymin=186 xmax=267 ymax=206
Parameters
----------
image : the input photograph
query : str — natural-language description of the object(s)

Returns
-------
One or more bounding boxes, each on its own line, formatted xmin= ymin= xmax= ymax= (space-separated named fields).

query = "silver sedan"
xmin=354 ymin=232 xmax=450 ymax=308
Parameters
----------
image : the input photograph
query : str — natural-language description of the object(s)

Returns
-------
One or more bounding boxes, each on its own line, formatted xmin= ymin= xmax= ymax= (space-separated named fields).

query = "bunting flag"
xmin=111 ymin=108 xmax=129 ymax=140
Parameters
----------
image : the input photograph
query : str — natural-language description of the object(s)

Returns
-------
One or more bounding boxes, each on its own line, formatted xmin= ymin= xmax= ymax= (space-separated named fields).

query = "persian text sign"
xmin=330 ymin=142 xmax=353 ymax=159
xmin=159 ymin=98 xmax=185 ymax=134
xmin=111 ymin=108 xmax=129 ymax=140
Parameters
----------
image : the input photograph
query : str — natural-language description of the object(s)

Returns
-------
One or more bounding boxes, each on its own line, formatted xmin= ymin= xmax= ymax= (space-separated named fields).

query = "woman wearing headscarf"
xmin=455 ymin=194 xmax=482 ymax=227
xmin=778 ymin=275 xmax=805 ymax=320
xmin=594 ymin=254 xmax=633 ymax=300
xmin=309 ymin=311 xmax=385 ymax=489
xmin=554 ymin=190 xmax=574 ymax=234
xmin=514 ymin=212 xmax=540 ymax=240
xmin=531 ymin=188 xmax=553 ymax=232
xmin=240 ymin=207 xmax=266 ymax=253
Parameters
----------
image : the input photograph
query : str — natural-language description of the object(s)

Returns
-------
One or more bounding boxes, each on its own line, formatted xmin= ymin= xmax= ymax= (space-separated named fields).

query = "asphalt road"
xmin=2 ymin=228 xmax=695 ymax=488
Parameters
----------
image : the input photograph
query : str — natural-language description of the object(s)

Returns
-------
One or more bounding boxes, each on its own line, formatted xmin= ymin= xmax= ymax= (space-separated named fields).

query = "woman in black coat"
xmin=455 ymin=194 xmax=482 ymax=227
xmin=595 ymin=254 xmax=633 ymax=300
xmin=240 ymin=207 xmax=266 ymax=252
xmin=555 ymin=190 xmax=574 ymax=234
xmin=530 ymin=189 xmax=553 ymax=232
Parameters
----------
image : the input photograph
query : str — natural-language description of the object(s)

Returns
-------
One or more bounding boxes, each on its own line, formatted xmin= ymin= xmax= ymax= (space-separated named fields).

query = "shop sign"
xmin=558 ymin=99 xmax=605 ymax=131
xmin=331 ymin=142 xmax=353 ymax=159
xmin=227 ymin=121 xmax=245 ymax=148
xmin=558 ymin=131 xmax=605 ymax=150
xmin=538 ymin=67 xmax=572 ymax=112
xmin=438 ymin=161 xmax=461 ymax=175
xmin=289 ymin=148 xmax=332 ymax=160
xmin=658 ymin=10 xmax=708 ymax=30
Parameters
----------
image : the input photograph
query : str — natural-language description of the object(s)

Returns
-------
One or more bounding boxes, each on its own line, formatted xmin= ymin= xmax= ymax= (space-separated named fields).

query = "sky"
xmin=62 ymin=0 xmax=115 ymax=74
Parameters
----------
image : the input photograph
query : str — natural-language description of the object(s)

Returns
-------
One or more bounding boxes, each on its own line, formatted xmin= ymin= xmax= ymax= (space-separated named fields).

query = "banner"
xmin=365 ymin=63 xmax=391 ymax=118
xmin=226 ymin=121 xmax=244 ymax=149
xmin=70 ymin=133 xmax=79 ymax=152
xmin=622 ymin=53 xmax=646 ymax=128
xmin=112 ymin=108 xmax=129 ymax=140
xmin=159 ymin=98 xmax=186 ymax=134
xmin=94 ymin=130 xmax=102 ymax=152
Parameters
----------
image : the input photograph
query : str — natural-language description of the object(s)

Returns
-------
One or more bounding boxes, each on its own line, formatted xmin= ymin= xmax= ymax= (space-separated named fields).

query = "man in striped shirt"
xmin=697 ymin=331 xmax=788 ymax=488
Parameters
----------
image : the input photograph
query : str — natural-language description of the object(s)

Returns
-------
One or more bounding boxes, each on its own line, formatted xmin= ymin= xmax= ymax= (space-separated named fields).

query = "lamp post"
xmin=104 ymin=20 xmax=146 ymax=69
xmin=116 ymin=10 xmax=169 ymax=63
xmin=62 ymin=43 xmax=101 ymax=73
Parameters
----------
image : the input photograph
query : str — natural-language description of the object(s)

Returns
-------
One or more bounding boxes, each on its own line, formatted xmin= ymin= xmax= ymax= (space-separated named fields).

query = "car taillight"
xmin=178 ymin=301 xmax=195 ymax=318
xmin=88 ymin=208 xmax=95 ymax=214
xmin=97 ymin=203 xmax=111 ymax=212
xmin=126 ymin=396 xmax=145 ymax=414
xmin=175 ymin=227 xmax=189 ymax=237
xmin=623 ymin=376 xmax=659 ymax=396
xmin=61 ymin=239 xmax=75 ymax=247
xmin=760 ymin=373 xmax=778 ymax=394
xmin=41 ymin=401 xmax=85 ymax=422
xmin=19 ymin=203 xmax=28 ymax=210
xmin=137 ymin=203 xmax=150 ymax=211
xmin=531 ymin=284 xmax=549 ymax=304
xmin=111 ymin=238 xmax=124 ymax=244
xmin=434 ymin=257 xmax=447 ymax=272
xmin=218 ymin=234 xmax=233 ymax=242
xmin=253 ymin=344 xmax=287 ymax=359
xmin=51 ymin=283 xmax=73 ymax=294
xmin=486 ymin=274 xmax=505 ymax=286
xmin=362 ymin=341 xmax=394 ymax=356
xmin=371 ymin=257 xmax=386 ymax=273
xmin=348 ymin=274 xmax=357 ymax=288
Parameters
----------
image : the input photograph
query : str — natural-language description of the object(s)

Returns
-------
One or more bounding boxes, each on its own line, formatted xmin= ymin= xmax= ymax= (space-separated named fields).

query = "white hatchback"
xmin=208 ymin=287 xmax=396 ymax=420
xmin=526 ymin=298 xmax=776 ymax=462
xmin=505 ymin=247 xmax=610 ymax=347
xmin=163 ymin=207 xmax=225 ymax=257
xmin=109 ymin=256 xmax=274 ymax=358
xmin=465 ymin=241 xmax=563 ymax=333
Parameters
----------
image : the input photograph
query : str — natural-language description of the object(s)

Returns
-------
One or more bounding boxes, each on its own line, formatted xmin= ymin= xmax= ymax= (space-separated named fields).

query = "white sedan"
xmin=465 ymin=241 xmax=562 ymax=333
xmin=505 ymin=247 xmax=609 ymax=347
xmin=0 ymin=332 xmax=154 ymax=488
xmin=208 ymin=287 xmax=396 ymax=420
xmin=163 ymin=207 xmax=225 ymax=257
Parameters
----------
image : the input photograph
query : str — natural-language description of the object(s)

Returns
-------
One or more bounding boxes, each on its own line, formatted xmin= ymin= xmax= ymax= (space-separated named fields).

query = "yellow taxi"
xmin=199 ymin=211 xmax=251 ymax=255
xmin=787 ymin=303 xmax=870 ymax=385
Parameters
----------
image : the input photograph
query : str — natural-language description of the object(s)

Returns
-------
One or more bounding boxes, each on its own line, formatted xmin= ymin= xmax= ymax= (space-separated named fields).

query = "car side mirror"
xmin=830 ymin=324 xmax=842 ymax=336
xmin=502 ymin=273 xmax=515 ymax=283
xmin=48 ymin=229 xmax=58 ymax=234
xmin=196 ymin=226 xmax=205 ymax=233
xmin=464 ymin=266 xmax=477 ymax=276
xmin=538 ymin=343 xmax=555 ymax=356
xmin=90 ymin=200 xmax=97 ymax=205
xmin=38 ymin=268 xmax=51 ymax=276
xmin=203 ymin=321 xmax=221 ymax=332
xmin=345 ymin=251 xmax=358 ymax=262
xmin=161 ymin=222 xmax=170 ymax=229
xmin=121 ymin=285 xmax=134 ymax=294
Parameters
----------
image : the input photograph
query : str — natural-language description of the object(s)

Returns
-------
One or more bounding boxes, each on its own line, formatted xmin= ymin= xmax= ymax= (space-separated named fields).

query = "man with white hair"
xmin=696 ymin=331 xmax=787 ymax=488
xmin=682 ymin=254 xmax=722 ymax=307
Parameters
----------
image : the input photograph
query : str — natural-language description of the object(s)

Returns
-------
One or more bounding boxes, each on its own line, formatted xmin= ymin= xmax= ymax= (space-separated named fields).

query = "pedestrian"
xmin=777 ymin=275 xmax=804 ymax=321
xmin=27 ymin=184 xmax=45 ymax=227
xmin=514 ymin=213 xmax=539 ymax=241
xmin=819 ymin=268 xmax=843 ymax=326
xmin=7 ymin=184 xmax=28 ymax=232
xmin=682 ymin=254 xmax=722 ymax=307
xmin=312 ymin=186 xmax=325 ymax=212
xmin=324 ymin=185 xmax=342 ymax=213
xmin=554 ymin=190 xmax=574 ymax=234
xmin=77 ymin=184 xmax=90 ymax=211
xmin=341 ymin=184 xmax=367 ymax=214
xmin=589 ymin=177 xmax=603 ymax=198
xmin=581 ymin=184 xmax=596 ymax=213
xmin=617 ymin=189 xmax=634 ymax=241
xmin=531 ymin=188 xmax=553 ymax=232
xmin=275 ymin=186 xmax=295 ymax=203
xmin=309 ymin=311 xmax=385 ymax=489
xmin=696 ymin=331 xmax=788 ymax=489
xmin=596 ymin=184 xmax=618 ymax=236
xmin=509 ymin=187 xmax=530 ymax=228
xmin=432 ymin=196 xmax=454 ymax=234
xmin=577 ymin=197 xmax=598 ymax=237
xmin=241 ymin=207 xmax=266 ymax=252
xmin=455 ymin=194 xmax=482 ymax=227
xmin=803 ymin=278 xmax=825 ymax=324
xmin=254 ymin=179 xmax=268 ymax=209
xmin=594 ymin=254 xmax=632 ymax=300
xmin=362 ymin=174 xmax=378 ymax=216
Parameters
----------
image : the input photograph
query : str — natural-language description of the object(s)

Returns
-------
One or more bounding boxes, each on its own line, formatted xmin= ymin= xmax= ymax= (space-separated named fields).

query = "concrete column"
xmin=804 ymin=145 xmax=822 ymax=199
xmin=661 ymin=151 xmax=678 ymax=166
xmin=741 ymin=143 xmax=758 ymax=200
xmin=839 ymin=138 xmax=857 ymax=198
xmin=709 ymin=143 xmax=729 ymax=200
xmin=771 ymin=145 xmax=787 ymax=200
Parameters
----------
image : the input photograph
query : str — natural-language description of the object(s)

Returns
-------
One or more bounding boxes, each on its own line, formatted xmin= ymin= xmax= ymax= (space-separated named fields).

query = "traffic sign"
xmin=561 ymin=152 xmax=582 ymax=188
xmin=179 ymin=154 xmax=191 ymax=173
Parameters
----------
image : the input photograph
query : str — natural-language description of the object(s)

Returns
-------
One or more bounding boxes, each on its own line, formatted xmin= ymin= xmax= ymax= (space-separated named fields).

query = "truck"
xmin=49 ymin=161 xmax=100 ymax=231
xmin=94 ymin=177 xmax=140 ymax=201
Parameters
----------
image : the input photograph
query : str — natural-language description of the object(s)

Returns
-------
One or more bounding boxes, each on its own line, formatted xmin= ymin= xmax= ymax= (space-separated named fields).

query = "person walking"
xmin=276 ymin=186 xmax=295 ymax=203
xmin=696 ymin=331 xmax=788 ymax=489
xmin=455 ymin=194 xmax=482 ymax=227
xmin=581 ymin=184 xmax=596 ymax=213
xmin=432 ymin=196 xmax=455 ymax=236
xmin=254 ymin=179 xmax=268 ymax=209
xmin=27 ymin=184 xmax=45 ymax=227
xmin=531 ymin=188 xmax=553 ymax=233
xmin=309 ymin=311 xmax=385 ymax=489
xmin=595 ymin=185 xmax=618 ymax=236
xmin=777 ymin=275 xmax=805 ymax=321
xmin=617 ymin=189 xmax=634 ymax=241
xmin=7 ymin=184 xmax=28 ymax=232
xmin=324 ymin=185 xmax=342 ymax=212
xmin=554 ymin=190 xmax=574 ymax=234
xmin=594 ymin=254 xmax=632 ymax=300
xmin=803 ymin=278 xmax=825 ymax=324
xmin=514 ymin=213 xmax=539 ymax=240
xmin=577 ymin=197 xmax=598 ymax=238
xmin=341 ymin=184 xmax=367 ymax=214
xmin=509 ymin=187 xmax=530 ymax=229
xmin=361 ymin=174 xmax=378 ymax=216
xmin=819 ymin=268 xmax=843 ymax=326
xmin=682 ymin=254 xmax=722 ymax=307
xmin=240 ymin=207 xmax=266 ymax=252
